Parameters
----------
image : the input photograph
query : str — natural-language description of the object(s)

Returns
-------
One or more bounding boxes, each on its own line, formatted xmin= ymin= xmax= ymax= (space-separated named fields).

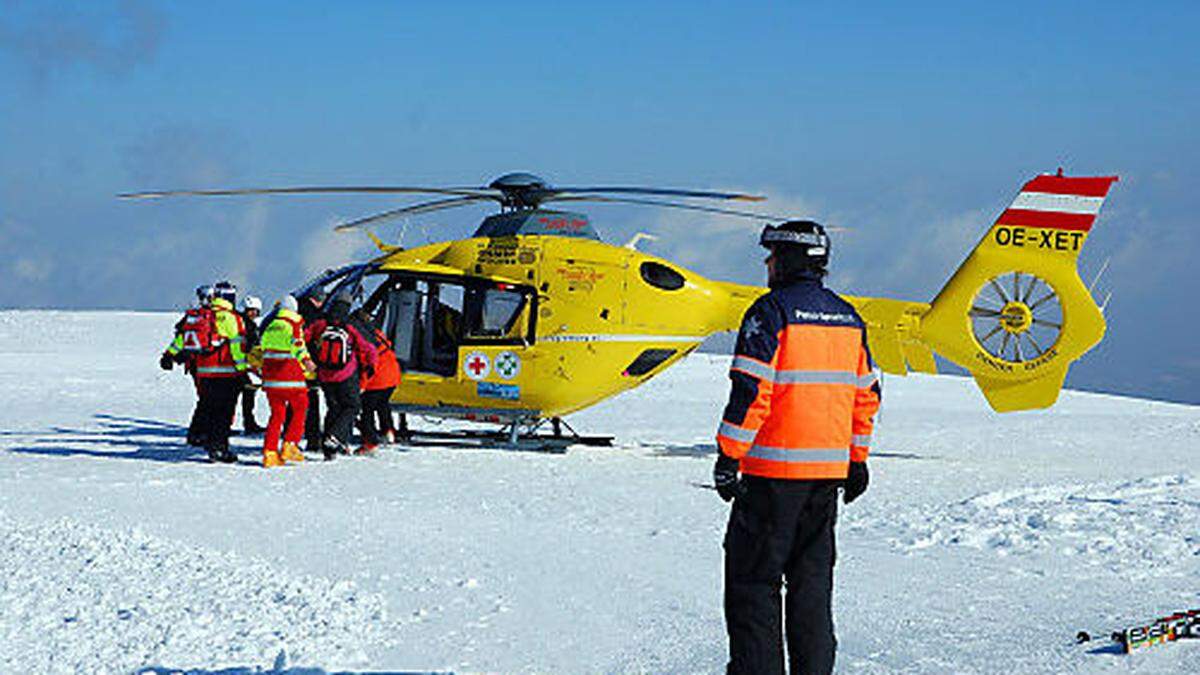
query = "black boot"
xmin=207 ymin=443 xmax=237 ymax=464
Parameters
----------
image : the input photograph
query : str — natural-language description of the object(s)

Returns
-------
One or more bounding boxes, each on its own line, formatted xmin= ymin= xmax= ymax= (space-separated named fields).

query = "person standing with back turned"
xmin=714 ymin=220 xmax=881 ymax=675
xmin=255 ymin=295 xmax=316 ymax=467
xmin=306 ymin=293 xmax=377 ymax=460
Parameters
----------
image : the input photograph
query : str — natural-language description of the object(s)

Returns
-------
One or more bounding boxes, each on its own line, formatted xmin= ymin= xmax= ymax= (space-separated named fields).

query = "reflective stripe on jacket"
xmin=194 ymin=298 xmax=247 ymax=379
xmin=259 ymin=309 xmax=310 ymax=389
xmin=716 ymin=278 xmax=881 ymax=480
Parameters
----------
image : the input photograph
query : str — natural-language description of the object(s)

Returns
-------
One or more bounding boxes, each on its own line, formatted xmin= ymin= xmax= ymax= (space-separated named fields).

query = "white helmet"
xmin=243 ymin=295 xmax=262 ymax=312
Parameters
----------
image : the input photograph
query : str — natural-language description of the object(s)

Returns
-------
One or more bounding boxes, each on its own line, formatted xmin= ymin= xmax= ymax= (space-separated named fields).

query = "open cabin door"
xmin=358 ymin=270 xmax=539 ymax=412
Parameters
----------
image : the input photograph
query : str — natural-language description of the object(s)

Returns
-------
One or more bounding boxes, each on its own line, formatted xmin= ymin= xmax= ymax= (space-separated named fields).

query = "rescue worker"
xmin=714 ymin=220 xmax=880 ymax=675
xmin=306 ymin=293 xmax=377 ymax=459
xmin=160 ymin=284 xmax=215 ymax=447
xmin=352 ymin=307 xmax=402 ymax=449
xmin=239 ymin=295 xmax=265 ymax=434
xmin=193 ymin=281 xmax=248 ymax=462
xmin=298 ymin=288 xmax=328 ymax=452
xmin=253 ymin=295 xmax=316 ymax=467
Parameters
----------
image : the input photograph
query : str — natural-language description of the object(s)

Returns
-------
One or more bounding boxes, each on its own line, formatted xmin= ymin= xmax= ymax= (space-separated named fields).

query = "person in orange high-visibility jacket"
xmin=714 ymin=220 xmax=880 ymax=675
xmin=352 ymin=308 xmax=402 ymax=449
xmin=254 ymin=295 xmax=316 ymax=468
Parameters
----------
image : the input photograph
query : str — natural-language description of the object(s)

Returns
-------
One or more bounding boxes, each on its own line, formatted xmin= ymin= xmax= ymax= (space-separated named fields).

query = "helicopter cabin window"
xmin=640 ymin=261 xmax=685 ymax=291
xmin=463 ymin=285 xmax=528 ymax=340
xmin=363 ymin=275 xmax=534 ymax=377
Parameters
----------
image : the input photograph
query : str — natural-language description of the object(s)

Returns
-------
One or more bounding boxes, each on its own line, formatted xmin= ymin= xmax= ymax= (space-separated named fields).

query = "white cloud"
xmin=300 ymin=217 xmax=377 ymax=277
xmin=226 ymin=201 xmax=270 ymax=290
xmin=12 ymin=256 xmax=53 ymax=282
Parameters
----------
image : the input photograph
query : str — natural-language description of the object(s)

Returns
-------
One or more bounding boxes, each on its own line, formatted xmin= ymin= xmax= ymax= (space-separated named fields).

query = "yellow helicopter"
xmin=122 ymin=170 xmax=1118 ymax=448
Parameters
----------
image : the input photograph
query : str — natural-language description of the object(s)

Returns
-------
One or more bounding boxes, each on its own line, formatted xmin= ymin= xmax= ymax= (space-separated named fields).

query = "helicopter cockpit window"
xmin=463 ymin=286 xmax=528 ymax=340
xmin=640 ymin=261 xmax=686 ymax=291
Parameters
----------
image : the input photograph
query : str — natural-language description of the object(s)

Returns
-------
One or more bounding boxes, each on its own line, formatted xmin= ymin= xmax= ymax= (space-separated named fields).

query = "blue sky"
xmin=1 ymin=1 xmax=1197 ymax=404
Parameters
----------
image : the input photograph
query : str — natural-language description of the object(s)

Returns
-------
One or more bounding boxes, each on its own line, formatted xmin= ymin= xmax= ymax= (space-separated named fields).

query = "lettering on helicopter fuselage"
xmin=974 ymin=351 xmax=1015 ymax=373
xmin=993 ymin=226 xmax=1084 ymax=252
xmin=478 ymin=240 xmax=519 ymax=264
xmin=1020 ymin=346 xmax=1059 ymax=372
xmin=556 ymin=266 xmax=605 ymax=292
xmin=538 ymin=217 xmax=588 ymax=232
xmin=477 ymin=381 xmax=520 ymax=401
xmin=973 ymin=346 xmax=1060 ymax=374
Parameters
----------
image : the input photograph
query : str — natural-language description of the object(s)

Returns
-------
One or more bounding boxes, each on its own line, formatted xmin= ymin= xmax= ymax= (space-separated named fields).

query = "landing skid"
xmin=400 ymin=417 xmax=613 ymax=453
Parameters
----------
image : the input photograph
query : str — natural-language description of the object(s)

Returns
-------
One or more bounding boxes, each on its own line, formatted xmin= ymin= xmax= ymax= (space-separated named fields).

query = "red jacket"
xmin=305 ymin=319 xmax=377 ymax=384
xmin=194 ymin=298 xmax=246 ymax=379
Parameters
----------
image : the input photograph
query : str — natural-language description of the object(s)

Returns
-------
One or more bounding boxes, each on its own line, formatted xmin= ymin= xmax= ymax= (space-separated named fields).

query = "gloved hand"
xmin=843 ymin=461 xmax=869 ymax=504
xmin=713 ymin=452 xmax=745 ymax=502
xmin=159 ymin=352 xmax=174 ymax=371
xmin=363 ymin=364 xmax=376 ymax=379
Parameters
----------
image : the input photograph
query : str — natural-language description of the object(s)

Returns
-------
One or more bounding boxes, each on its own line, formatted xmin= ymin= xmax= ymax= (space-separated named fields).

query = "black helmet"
xmin=760 ymin=220 xmax=830 ymax=282
xmin=195 ymin=284 xmax=215 ymax=306
xmin=213 ymin=280 xmax=237 ymax=305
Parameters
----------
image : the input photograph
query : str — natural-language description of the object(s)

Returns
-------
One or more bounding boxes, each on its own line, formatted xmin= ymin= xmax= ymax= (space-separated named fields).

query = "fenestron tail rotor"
xmin=970 ymin=271 xmax=1063 ymax=363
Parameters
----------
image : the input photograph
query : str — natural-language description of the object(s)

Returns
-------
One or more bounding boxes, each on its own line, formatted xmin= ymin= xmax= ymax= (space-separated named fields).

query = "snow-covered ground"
xmin=0 ymin=310 xmax=1197 ymax=673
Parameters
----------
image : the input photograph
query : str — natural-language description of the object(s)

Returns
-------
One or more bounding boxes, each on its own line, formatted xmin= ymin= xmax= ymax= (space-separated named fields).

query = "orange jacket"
xmin=361 ymin=326 xmax=401 ymax=391
xmin=716 ymin=278 xmax=881 ymax=480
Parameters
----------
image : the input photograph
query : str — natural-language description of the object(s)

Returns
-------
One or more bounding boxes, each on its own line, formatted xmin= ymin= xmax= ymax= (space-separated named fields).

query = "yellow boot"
xmin=280 ymin=442 xmax=305 ymax=463
xmin=263 ymin=450 xmax=284 ymax=468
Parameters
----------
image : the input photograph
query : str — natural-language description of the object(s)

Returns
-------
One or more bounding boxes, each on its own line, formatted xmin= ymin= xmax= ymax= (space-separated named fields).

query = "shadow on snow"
xmin=2 ymin=413 xmax=248 ymax=465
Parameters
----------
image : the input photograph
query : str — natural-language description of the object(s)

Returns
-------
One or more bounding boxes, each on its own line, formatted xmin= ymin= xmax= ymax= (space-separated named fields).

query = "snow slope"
xmin=0 ymin=310 xmax=1197 ymax=673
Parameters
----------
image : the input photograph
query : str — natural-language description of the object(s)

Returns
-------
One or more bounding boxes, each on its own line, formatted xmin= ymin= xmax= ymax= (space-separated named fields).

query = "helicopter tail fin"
xmin=916 ymin=172 xmax=1119 ymax=411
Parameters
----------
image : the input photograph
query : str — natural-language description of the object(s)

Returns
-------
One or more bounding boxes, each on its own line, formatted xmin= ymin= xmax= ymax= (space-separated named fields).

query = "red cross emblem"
xmin=463 ymin=351 xmax=490 ymax=380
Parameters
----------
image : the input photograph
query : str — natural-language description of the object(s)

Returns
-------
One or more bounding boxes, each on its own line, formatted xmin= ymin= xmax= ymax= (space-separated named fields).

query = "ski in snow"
xmin=1076 ymin=609 xmax=1200 ymax=653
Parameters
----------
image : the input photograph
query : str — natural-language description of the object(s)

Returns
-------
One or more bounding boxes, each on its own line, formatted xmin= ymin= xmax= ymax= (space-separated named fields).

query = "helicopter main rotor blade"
xmin=546 ymin=195 xmax=790 ymax=221
xmin=333 ymin=195 xmax=496 ymax=231
xmin=117 ymin=186 xmax=500 ymax=200
xmin=553 ymin=187 xmax=765 ymax=201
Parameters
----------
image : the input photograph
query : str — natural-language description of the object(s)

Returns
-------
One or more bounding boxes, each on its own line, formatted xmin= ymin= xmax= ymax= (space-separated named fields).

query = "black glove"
xmin=159 ymin=352 xmax=174 ymax=371
xmin=364 ymin=364 xmax=376 ymax=379
xmin=843 ymin=461 xmax=869 ymax=504
xmin=713 ymin=452 xmax=745 ymax=502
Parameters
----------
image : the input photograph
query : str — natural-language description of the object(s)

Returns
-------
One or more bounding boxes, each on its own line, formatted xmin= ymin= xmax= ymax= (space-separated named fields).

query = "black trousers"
xmin=358 ymin=387 xmax=395 ymax=445
xmin=195 ymin=377 xmax=241 ymax=456
xmin=187 ymin=376 xmax=205 ymax=444
xmin=724 ymin=477 xmax=839 ymax=675
xmin=321 ymin=378 xmax=361 ymax=448
xmin=304 ymin=383 xmax=322 ymax=450
xmin=239 ymin=376 xmax=258 ymax=428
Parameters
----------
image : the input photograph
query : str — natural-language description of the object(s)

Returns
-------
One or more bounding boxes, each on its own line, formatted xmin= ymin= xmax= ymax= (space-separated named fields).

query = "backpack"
xmin=176 ymin=307 xmax=217 ymax=355
xmin=316 ymin=322 xmax=353 ymax=370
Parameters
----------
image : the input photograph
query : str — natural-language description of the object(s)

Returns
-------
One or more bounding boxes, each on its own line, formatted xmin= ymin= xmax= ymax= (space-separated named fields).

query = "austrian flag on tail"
xmin=997 ymin=174 xmax=1119 ymax=232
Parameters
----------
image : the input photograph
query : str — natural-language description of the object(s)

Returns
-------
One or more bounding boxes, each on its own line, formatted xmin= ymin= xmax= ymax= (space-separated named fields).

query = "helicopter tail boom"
xmin=915 ymin=172 xmax=1119 ymax=411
